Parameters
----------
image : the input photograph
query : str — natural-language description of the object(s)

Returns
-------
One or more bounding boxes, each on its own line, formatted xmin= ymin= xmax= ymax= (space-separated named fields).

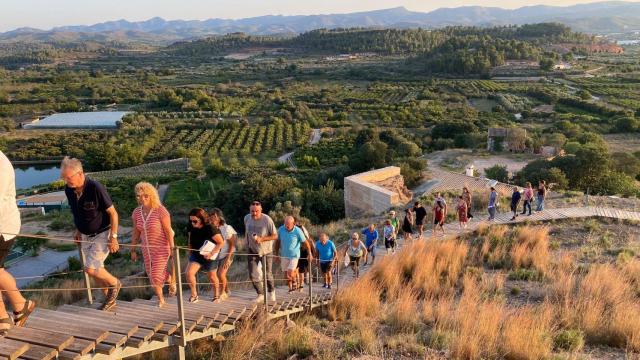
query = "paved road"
xmin=277 ymin=128 xmax=321 ymax=168
xmin=157 ymin=184 xmax=169 ymax=201
xmin=9 ymin=248 xmax=78 ymax=288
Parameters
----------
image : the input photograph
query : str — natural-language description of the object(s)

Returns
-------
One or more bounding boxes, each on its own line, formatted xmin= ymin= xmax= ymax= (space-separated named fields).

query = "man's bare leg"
xmin=0 ymin=269 xmax=27 ymax=313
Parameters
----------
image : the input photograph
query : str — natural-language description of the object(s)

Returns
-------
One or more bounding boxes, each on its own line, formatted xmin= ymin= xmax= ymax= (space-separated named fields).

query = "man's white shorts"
xmin=81 ymin=230 xmax=110 ymax=269
xmin=280 ymin=257 xmax=299 ymax=273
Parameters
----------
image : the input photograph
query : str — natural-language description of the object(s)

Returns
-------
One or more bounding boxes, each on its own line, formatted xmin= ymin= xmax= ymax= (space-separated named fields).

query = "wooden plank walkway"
xmin=0 ymin=206 xmax=637 ymax=359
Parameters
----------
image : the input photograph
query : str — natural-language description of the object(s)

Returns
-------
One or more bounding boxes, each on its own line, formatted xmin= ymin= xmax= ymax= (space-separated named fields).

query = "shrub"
xmin=15 ymin=236 xmax=47 ymax=256
xmin=485 ymin=164 xmax=509 ymax=183
xmin=508 ymin=268 xmax=544 ymax=281
xmin=553 ymin=329 xmax=585 ymax=352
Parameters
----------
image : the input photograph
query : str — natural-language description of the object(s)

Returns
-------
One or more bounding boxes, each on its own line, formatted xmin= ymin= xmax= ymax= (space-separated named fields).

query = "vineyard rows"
xmin=147 ymin=122 xmax=312 ymax=159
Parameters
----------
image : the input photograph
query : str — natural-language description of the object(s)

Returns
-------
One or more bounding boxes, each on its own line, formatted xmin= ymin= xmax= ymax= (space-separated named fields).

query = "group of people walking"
xmin=397 ymin=181 xmax=549 ymax=239
xmin=0 ymin=150 xmax=552 ymax=334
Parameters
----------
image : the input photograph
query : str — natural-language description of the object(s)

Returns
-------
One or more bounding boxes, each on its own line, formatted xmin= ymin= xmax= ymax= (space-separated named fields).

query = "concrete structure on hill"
xmin=344 ymin=166 xmax=413 ymax=218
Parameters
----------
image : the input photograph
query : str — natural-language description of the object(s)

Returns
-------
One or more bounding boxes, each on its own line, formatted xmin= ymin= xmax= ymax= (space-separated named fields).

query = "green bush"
xmin=507 ymin=268 xmax=543 ymax=281
xmin=485 ymin=164 xmax=509 ymax=183
xmin=553 ymin=329 xmax=585 ymax=352
xmin=16 ymin=236 xmax=47 ymax=256
xmin=68 ymin=256 xmax=82 ymax=271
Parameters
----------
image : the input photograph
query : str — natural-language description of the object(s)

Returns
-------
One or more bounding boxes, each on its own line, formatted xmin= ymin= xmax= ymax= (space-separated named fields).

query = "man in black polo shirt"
xmin=61 ymin=157 xmax=121 ymax=311
xmin=413 ymin=201 xmax=428 ymax=240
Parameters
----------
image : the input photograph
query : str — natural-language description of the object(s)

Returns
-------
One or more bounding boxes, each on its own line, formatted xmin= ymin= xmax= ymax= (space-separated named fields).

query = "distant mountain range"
xmin=2 ymin=1 xmax=640 ymax=44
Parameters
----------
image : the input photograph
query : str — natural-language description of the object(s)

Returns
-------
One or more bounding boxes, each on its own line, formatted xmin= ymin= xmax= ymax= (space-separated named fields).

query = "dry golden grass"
xmin=329 ymin=277 xmax=380 ymax=321
xmin=511 ymin=226 xmax=550 ymax=273
xmin=385 ymin=288 xmax=420 ymax=333
xmin=447 ymin=275 xmax=504 ymax=359
xmin=547 ymin=262 xmax=640 ymax=352
xmin=213 ymin=222 xmax=639 ymax=359
xmin=500 ymin=305 xmax=553 ymax=360
xmin=369 ymin=239 xmax=468 ymax=300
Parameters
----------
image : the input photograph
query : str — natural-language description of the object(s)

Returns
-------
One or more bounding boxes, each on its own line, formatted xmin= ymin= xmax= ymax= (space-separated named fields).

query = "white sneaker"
xmin=269 ymin=291 xmax=276 ymax=302
xmin=255 ymin=294 xmax=264 ymax=303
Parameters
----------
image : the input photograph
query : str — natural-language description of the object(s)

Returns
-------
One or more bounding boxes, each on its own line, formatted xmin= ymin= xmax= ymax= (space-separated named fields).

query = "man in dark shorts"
xmin=61 ymin=156 xmax=121 ymax=311
xmin=0 ymin=151 xmax=36 ymax=333
xmin=294 ymin=218 xmax=315 ymax=291
xmin=413 ymin=201 xmax=428 ymax=240
xmin=315 ymin=233 xmax=337 ymax=289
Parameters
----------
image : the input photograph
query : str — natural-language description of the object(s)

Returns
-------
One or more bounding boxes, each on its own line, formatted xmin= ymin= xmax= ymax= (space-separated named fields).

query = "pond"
xmin=14 ymin=165 xmax=61 ymax=189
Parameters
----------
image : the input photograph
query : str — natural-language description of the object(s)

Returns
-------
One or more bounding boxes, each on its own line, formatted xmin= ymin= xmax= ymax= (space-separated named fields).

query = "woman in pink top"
xmin=521 ymin=182 xmax=534 ymax=216
xmin=130 ymin=182 xmax=175 ymax=307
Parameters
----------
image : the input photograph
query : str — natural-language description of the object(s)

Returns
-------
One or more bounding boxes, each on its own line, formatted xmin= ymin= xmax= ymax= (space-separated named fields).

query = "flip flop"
xmin=13 ymin=300 xmax=36 ymax=327
xmin=0 ymin=317 xmax=12 ymax=336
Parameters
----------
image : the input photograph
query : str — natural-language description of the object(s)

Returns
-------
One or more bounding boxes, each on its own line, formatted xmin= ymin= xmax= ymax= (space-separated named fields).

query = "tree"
xmin=485 ymin=165 xmax=509 ymax=183
xmin=349 ymin=140 xmax=389 ymax=172
xmin=544 ymin=167 xmax=569 ymax=190
xmin=302 ymin=180 xmax=345 ymax=224
xmin=614 ymin=116 xmax=639 ymax=133
xmin=16 ymin=236 xmax=46 ymax=256
xmin=578 ymin=90 xmax=592 ymax=100
xmin=506 ymin=128 xmax=528 ymax=152
xmin=611 ymin=152 xmax=640 ymax=178
xmin=539 ymin=58 xmax=555 ymax=71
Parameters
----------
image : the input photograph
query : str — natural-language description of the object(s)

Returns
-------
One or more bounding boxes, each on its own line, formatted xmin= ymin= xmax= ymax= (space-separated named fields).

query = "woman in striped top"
xmin=130 ymin=182 xmax=175 ymax=308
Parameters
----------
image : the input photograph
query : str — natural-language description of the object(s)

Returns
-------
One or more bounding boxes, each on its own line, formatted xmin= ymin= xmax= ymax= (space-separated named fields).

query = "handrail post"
xmin=77 ymin=246 xmax=93 ymax=305
xmin=173 ymin=246 xmax=187 ymax=348
xmin=336 ymin=257 xmax=340 ymax=293
xmin=308 ymin=256 xmax=313 ymax=311
xmin=262 ymin=254 xmax=269 ymax=315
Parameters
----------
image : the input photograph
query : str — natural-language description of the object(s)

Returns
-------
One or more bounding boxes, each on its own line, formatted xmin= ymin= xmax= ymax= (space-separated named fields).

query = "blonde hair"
xmin=60 ymin=156 xmax=83 ymax=173
xmin=135 ymin=182 xmax=162 ymax=209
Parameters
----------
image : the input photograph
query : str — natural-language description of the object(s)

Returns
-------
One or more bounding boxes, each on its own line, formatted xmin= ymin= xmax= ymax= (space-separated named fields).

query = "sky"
xmin=1 ymin=0 xmax=635 ymax=32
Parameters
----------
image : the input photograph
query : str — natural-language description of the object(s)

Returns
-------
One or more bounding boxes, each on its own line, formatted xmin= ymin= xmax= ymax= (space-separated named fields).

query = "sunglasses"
xmin=251 ymin=201 xmax=261 ymax=206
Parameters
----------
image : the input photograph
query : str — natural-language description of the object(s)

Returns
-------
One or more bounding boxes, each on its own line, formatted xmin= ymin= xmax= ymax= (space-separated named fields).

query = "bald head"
xmin=284 ymin=216 xmax=295 ymax=231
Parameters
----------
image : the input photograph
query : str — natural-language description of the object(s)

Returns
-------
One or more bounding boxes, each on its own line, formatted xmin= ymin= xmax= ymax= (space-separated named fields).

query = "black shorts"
xmin=385 ymin=238 xmax=395 ymax=249
xmin=0 ymin=236 xmax=16 ymax=268
xmin=297 ymin=257 xmax=309 ymax=273
xmin=320 ymin=261 xmax=333 ymax=274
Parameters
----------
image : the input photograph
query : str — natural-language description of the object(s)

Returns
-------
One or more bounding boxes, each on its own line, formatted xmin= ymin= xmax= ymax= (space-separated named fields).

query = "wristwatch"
xmin=110 ymin=233 xmax=118 ymax=239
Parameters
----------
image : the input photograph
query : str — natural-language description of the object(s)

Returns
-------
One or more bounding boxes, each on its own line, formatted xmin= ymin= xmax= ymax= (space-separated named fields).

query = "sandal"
xmin=0 ymin=317 xmax=12 ymax=336
xmin=212 ymin=296 xmax=220 ymax=303
xmin=13 ymin=300 xmax=35 ymax=327
xmin=168 ymin=283 xmax=177 ymax=297
xmin=188 ymin=295 xmax=199 ymax=303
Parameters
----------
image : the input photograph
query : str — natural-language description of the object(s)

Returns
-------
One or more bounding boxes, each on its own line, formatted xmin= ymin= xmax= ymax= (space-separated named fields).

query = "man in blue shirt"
xmin=275 ymin=216 xmax=312 ymax=292
xmin=61 ymin=156 xmax=121 ymax=311
xmin=315 ymin=233 xmax=337 ymax=289
xmin=362 ymin=224 xmax=378 ymax=266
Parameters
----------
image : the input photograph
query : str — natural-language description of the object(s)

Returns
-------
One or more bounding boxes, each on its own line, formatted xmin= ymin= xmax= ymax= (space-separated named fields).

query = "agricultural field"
xmin=147 ymin=122 xmax=312 ymax=159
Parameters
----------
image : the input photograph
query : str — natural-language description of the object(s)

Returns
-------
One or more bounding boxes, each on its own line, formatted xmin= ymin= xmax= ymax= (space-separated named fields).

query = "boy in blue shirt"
xmin=275 ymin=216 xmax=312 ymax=292
xmin=362 ymin=224 xmax=378 ymax=266
xmin=314 ymin=233 xmax=337 ymax=289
